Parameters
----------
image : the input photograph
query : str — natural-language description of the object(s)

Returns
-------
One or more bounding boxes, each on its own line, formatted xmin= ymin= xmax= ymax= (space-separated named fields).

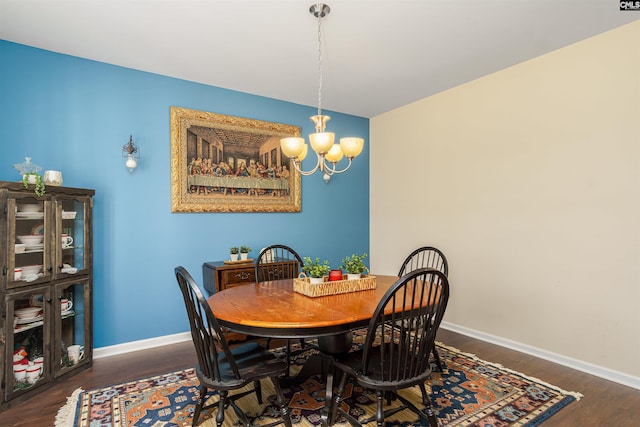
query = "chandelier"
xmin=280 ymin=3 xmax=364 ymax=183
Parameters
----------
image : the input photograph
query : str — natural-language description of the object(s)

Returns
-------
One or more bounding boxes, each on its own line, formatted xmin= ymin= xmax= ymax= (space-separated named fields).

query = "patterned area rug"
xmin=55 ymin=337 xmax=581 ymax=427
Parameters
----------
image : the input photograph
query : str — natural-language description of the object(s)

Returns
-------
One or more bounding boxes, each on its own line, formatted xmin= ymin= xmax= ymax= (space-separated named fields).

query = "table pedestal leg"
xmin=281 ymin=332 xmax=352 ymax=386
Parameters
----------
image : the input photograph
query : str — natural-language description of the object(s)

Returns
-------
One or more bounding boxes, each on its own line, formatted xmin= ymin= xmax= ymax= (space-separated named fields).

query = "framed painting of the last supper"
xmin=170 ymin=106 xmax=301 ymax=213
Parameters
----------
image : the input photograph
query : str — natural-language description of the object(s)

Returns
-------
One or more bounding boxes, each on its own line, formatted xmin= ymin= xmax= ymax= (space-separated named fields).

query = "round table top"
xmin=207 ymin=275 xmax=399 ymax=338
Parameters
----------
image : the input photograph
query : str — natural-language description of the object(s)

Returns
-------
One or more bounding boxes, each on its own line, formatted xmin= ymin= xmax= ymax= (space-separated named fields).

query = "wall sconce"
xmin=122 ymin=135 xmax=140 ymax=172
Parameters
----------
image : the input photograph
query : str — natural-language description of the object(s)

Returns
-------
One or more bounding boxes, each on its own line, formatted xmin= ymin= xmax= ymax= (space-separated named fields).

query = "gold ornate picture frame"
xmin=170 ymin=106 xmax=301 ymax=212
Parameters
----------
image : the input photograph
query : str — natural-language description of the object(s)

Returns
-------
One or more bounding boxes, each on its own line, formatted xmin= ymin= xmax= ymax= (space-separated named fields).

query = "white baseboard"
xmin=440 ymin=321 xmax=640 ymax=390
xmin=93 ymin=332 xmax=191 ymax=359
xmin=94 ymin=324 xmax=639 ymax=391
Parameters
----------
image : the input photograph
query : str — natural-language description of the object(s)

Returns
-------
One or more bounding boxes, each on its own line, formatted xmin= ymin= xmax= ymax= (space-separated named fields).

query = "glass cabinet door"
xmin=54 ymin=196 xmax=91 ymax=279
xmin=5 ymin=287 xmax=50 ymax=401
xmin=6 ymin=194 xmax=52 ymax=289
xmin=54 ymin=278 xmax=91 ymax=377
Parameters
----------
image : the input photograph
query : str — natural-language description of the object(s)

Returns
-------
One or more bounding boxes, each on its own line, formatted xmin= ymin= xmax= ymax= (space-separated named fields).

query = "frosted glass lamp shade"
xmin=340 ymin=137 xmax=364 ymax=158
xmin=281 ymin=137 xmax=305 ymax=158
xmin=296 ymin=143 xmax=309 ymax=162
xmin=325 ymin=144 xmax=344 ymax=163
xmin=309 ymin=132 xmax=335 ymax=154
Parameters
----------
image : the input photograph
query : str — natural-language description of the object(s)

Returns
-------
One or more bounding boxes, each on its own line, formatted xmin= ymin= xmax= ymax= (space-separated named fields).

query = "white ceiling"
xmin=1 ymin=1 xmax=637 ymax=118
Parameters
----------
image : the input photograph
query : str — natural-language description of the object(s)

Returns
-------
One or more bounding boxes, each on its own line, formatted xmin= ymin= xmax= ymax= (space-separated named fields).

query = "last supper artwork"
xmin=170 ymin=107 xmax=301 ymax=213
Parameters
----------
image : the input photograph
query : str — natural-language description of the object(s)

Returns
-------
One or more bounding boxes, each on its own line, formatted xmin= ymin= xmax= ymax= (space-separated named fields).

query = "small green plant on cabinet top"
xmin=240 ymin=245 xmax=251 ymax=254
xmin=230 ymin=246 xmax=239 ymax=254
xmin=303 ymin=257 xmax=331 ymax=278
xmin=22 ymin=172 xmax=45 ymax=197
xmin=341 ymin=253 xmax=368 ymax=274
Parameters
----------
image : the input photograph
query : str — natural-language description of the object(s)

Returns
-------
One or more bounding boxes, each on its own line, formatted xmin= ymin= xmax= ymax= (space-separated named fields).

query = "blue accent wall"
xmin=0 ymin=40 xmax=370 ymax=348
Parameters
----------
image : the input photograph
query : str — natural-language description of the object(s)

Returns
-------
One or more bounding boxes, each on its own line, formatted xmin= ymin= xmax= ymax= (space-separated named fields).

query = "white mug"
xmin=67 ymin=344 xmax=84 ymax=364
xmin=13 ymin=364 xmax=26 ymax=381
xmin=61 ymin=234 xmax=73 ymax=247
xmin=61 ymin=298 xmax=73 ymax=312
xmin=33 ymin=357 xmax=44 ymax=375
xmin=26 ymin=364 xmax=41 ymax=384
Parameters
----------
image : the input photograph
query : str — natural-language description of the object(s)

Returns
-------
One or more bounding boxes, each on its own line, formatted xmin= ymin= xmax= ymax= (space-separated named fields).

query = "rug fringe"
xmin=435 ymin=341 xmax=583 ymax=401
xmin=55 ymin=387 xmax=83 ymax=427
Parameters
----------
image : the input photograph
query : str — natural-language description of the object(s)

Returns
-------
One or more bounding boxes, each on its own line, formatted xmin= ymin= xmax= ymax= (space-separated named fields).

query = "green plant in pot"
xmin=230 ymin=246 xmax=239 ymax=261
xmin=303 ymin=256 xmax=331 ymax=284
xmin=22 ymin=172 xmax=46 ymax=197
xmin=341 ymin=253 xmax=368 ymax=280
xmin=240 ymin=245 xmax=252 ymax=260
xmin=13 ymin=157 xmax=46 ymax=197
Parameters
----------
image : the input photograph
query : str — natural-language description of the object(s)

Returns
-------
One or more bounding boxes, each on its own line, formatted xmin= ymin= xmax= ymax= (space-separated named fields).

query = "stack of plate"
xmin=14 ymin=306 xmax=43 ymax=324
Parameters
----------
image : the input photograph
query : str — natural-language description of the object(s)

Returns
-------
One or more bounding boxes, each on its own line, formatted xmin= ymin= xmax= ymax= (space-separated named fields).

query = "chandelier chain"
xmin=316 ymin=3 xmax=323 ymax=117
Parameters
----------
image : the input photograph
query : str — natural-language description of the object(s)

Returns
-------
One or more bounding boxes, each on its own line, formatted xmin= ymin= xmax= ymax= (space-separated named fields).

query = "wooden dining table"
xmin=207 ymin=275 xmax=399 ymax=340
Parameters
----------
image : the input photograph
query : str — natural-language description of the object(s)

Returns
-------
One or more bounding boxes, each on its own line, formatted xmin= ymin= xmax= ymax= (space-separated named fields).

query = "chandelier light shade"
xmin=280 ymin=3 xmax=365 ymax=183
xmin=122 ymin=135 xmax=140 ymax=172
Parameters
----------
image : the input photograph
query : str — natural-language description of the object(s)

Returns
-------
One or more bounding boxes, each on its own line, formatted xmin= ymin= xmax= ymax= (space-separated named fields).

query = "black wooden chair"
xmin=398 ymin=246 xmax=448 ymax=277
xmin=322 ymin=268 xmax=449 ymax=427
xmin=255 ymin=244 xmax=305 ymax=372
xmin=255 ymin=244 xmax=304 ymax=282
xmin=175 ymin=266 xmax=292 ymax=427
xmin=398 ymin=246 xmax=448 ymax=371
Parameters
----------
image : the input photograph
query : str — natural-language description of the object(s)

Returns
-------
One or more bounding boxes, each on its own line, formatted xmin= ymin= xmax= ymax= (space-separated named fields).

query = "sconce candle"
xmin=122 ymin=135 xmax=140 ymax=172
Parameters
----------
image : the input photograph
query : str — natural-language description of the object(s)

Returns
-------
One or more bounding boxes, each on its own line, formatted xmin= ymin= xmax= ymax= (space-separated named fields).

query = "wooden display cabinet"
xmin=0 ymin=181 xmax=94 ymax=410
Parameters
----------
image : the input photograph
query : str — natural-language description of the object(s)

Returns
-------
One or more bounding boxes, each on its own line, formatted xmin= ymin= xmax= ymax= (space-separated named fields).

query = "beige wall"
xmin=370 ymin=21 xmax=640 ymax=378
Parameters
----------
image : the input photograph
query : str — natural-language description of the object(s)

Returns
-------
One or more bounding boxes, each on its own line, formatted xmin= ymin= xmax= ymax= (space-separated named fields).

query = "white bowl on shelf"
xmin=17 ymin=235 xmax=44 ymax=245
xmin=20 ymin=265 xmax=43 ymax=275
xmin=18 ymin=204 xmax=43 ymax=213
xmin=15 ymin=243 xmax=26 ymax=253
xmin=15 ymin=306 xmax=42 ymax=319
xmin=62 ymin=211 xmax=77 ymax=219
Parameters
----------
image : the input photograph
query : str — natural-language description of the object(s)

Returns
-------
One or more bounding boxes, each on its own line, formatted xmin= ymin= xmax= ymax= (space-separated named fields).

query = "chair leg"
xmin=272 ymin=377 xmax=292 ymax=427
xmin=216 ymin=390 xmax=228 ymax=427
xmin=424 ymin=394 xmax=439 ymax=427
xmin=192 ymin=386 xmax=208 ymax=427
xmin=419 ymin=383 xmax=429 ymax=406
xmin=375 ymin=390 xmax=385 ymax=427
xmin=432 ymin=348 xmax=444 ymax=372
xmin=321 ymin=364 xmax=335 ymax=427
xmin=331 ymin=371 xmax=350 ymax=426
xmin=254 ymin=380 xmax=262 ymax=404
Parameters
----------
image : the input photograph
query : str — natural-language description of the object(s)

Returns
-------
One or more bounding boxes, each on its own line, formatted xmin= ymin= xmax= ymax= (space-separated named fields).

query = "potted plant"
xmin=22 ymin=172 xmax=46 ymax=197
xmin=13 ymin=157 xmax=45 ymax=197
xmin=302 ymin=256 xmax=331 ymax=284
xmin=341 ymin=253 xmax=368 ymax=280
xmin=240 ymin=245 xmax=252 ymax=260
xmin=229 ymin=246 xmax=239 ymax=261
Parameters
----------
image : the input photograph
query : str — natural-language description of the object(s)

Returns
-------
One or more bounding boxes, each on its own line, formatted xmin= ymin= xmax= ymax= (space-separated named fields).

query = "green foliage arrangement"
xmin=303 ymin=256 xmax=331 ymax=278
xmin=341 ymin=253 xmax=368 ymax=274
xmin=230 ymin=246 xmax=239 ymax=254
xmin=22 ymin=172 xmax=45 ymax=197
xmin=240 ymin=245 xmax=251 ymax=254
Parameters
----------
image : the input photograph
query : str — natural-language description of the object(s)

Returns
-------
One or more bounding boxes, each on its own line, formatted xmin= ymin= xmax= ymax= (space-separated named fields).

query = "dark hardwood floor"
xmin=1 ymin=329 xmax=638 ymax=426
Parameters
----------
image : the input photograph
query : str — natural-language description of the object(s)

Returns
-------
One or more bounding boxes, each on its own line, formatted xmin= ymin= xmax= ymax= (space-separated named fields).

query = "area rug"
xmin=55 ymin=339 xmax=581 ymax=427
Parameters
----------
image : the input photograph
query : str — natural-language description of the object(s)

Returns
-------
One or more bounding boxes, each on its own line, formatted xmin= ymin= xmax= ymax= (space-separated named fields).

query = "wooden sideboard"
xmin=202 ymin=260 xmax=256 ymax=294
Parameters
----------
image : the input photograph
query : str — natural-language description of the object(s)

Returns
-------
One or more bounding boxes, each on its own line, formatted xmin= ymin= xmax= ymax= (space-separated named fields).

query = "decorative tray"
xmin=223 ymin=258 xmax=254 ymax=265
xmin=293 ymin=275 xmax=376 ymax=297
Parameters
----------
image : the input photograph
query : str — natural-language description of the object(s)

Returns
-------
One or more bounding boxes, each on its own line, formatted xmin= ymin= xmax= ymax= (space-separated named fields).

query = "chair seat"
xmin=332 ymin=342 xmax=431 ymax=390
xmin=198 ymin=342 xmax=289 ymax=390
